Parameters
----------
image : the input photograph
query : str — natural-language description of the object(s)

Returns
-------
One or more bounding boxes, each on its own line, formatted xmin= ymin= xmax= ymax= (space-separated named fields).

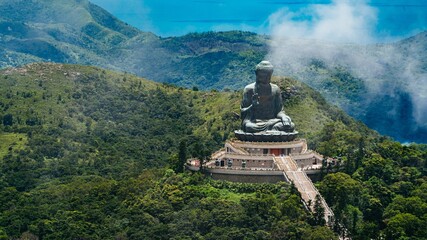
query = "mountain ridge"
xmin=0 ymin=0 xmax=425 ymax=143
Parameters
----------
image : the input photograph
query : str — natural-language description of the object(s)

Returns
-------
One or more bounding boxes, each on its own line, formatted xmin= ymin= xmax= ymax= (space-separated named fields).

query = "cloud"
xmin=267 ymin=0 xmax=377 ymax=43
xmin=266 ymin=0 xmax=427 ymax=136
xmin=402 ymin=51 xmax=427 ymax=128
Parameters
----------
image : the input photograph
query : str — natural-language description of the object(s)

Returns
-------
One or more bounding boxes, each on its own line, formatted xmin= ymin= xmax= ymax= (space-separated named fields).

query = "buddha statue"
xmin=235 ymin=61 xmax=297 ymax=141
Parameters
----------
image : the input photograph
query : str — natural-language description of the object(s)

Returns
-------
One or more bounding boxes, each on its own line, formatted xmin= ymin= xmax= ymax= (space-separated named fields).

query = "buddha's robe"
xmin=241 ymin=83 xmax=294 ymax=133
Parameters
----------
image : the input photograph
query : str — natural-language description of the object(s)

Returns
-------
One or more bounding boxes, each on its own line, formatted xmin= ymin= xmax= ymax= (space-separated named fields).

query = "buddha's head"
xmin=255 ymin=61 xmax=273 ymax=84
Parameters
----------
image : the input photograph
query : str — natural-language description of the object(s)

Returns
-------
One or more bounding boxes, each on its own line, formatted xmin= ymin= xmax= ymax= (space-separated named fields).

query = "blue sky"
xmin=90 ymin=0 xmax=427 ymax=42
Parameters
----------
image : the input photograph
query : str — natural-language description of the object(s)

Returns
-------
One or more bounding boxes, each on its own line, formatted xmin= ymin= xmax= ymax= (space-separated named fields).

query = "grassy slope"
xmin=0 ymin=133 xmax=27 ymax=160
xmin=0 ymin=63 xmax=200 ymax=183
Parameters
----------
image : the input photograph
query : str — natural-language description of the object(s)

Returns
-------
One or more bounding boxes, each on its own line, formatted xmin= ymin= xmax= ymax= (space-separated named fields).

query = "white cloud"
xmin=267 ymin=0 xmax=377 ymax=44
xmin=266 ymin=0 xmax=427 ymax=132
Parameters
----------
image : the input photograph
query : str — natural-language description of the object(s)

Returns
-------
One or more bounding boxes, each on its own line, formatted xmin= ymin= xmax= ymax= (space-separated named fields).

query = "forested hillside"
xmin=0 ymin=63 xmax=426 ymax=239
xmin=0 ymin=63 xmax=373 ymax=176
xmin=0 ymin=63 xmax=357 ymax=239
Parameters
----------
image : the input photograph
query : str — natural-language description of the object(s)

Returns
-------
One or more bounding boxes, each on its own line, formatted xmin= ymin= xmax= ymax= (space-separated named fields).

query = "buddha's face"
xmin=256 ymin=70 xmax=273 ymax=84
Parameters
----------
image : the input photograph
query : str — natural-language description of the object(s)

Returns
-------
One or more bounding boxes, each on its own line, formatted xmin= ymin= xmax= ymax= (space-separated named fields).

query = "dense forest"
xmin=0 ymin=63 xmax=426 ymax=239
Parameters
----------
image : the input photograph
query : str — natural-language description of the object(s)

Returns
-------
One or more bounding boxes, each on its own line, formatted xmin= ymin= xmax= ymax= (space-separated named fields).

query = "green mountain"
xmin=0 ymin=0 xmax=426 ymax=143
xmin=0 ymin=63 xmax=426 ymax=239
xmin=0 ymin=0 xmax=267 ymax=90
xmin=0 ymin=0 xmax=154 ymax=67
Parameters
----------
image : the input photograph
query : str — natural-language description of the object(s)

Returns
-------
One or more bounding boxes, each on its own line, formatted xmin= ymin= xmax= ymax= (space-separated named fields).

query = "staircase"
xmin=274 ymin=156 xmax=334 ymax=225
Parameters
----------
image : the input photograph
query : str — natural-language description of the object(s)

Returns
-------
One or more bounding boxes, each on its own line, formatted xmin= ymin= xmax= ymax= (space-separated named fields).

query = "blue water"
xmin=91 ymin=0 xmax=427 ymax=41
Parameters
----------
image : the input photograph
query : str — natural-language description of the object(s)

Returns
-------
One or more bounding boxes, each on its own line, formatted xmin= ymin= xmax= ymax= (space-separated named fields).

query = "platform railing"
xmin=204 ymin=165 xmax=280 ymax=171
xmin=225 ymin=141 xmax=249 ymax=155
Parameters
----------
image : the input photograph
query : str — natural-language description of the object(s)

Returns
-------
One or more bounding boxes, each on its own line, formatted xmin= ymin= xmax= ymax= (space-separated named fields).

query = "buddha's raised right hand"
xmin=252 ymin=93 xmax=260 ymax=106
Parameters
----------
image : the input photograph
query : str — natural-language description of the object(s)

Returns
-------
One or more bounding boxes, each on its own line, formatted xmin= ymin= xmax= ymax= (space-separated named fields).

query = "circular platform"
xmin=234 ymin=130 xmax=298 ymax=142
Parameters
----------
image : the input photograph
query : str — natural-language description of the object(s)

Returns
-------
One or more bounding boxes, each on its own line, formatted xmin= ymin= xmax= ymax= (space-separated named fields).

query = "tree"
xmin=341 ymin=205 xmax=362 ymax=238
xmin=355 ymin=136 xmax=366 ymax=170
xmin=168 ymin=154 xmax=180 ymax=173
xmin=168 ymin=140 xmax=188 ymax=173
xmin=319 ymin=173 xmax=361 ymax=210
xmin=302 ymin=226 xmax=338 ymax=240
xmin=270 ymin=220 xmax=306 ymax=240
xmin=384 ymin=213 xmax=423 ymax=239
xmin=0 ymin=227 xmax=8 ymax=240
xmin=313 ymin=194 xmax=326 ymax=226
xmin=2 ymin=113 xmax=13 ymax=126
xmin=178 ymin=140 xmax=187 ymax=173
xmin=361 ymin=154 xmax=396 ymax=184
xmin=383 ymin=196 xmax=427 ymax=219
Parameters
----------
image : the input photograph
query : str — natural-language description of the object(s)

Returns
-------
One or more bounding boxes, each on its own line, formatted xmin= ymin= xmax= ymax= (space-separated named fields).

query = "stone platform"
xmin=234 ymin=130 xmax=298 ymax=142
xmin=199 ymin=139 xmax=324 ymax=182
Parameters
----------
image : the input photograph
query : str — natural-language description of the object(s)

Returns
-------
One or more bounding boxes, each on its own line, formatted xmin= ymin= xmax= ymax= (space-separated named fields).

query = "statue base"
xmin=234 ymin=130 xmax=298 ymax=142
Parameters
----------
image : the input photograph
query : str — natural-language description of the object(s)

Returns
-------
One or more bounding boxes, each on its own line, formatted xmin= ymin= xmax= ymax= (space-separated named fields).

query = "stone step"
xmin=274 ymin=156 xmax=334 ymax=226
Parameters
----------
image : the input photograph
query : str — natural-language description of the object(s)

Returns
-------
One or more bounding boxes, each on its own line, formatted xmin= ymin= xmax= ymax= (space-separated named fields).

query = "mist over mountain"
xmin=269 ymin=33 xmax=427 ymax=143
xmin=0 ymin=0 xmax=425 ymax=143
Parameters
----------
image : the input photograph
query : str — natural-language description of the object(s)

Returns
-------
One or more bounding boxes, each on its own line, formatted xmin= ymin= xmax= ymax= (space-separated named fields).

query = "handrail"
xmin=302 ymin=140 xmax=308 ymax=153
xmin=225 ymin=141 xmax=248 ymax=155
xmin=205 ymin=166 xmax=280 ymax=171
xmin=212 ymin=149 xmax=226 ymax=159
xmin=233 ymin=139 xmax=304 ymax=144
xmin=291 ymin=151 xmax=323 ymax=159
xmin=295 ymin=171 xmax=334 ymax=224
xmin=223 ymin=153 xmax=276 ymax=159
xmin=299 ymin=171 xmax=334 ymax=217
xmin=285 ymin=156 xmax=298 ymax=171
